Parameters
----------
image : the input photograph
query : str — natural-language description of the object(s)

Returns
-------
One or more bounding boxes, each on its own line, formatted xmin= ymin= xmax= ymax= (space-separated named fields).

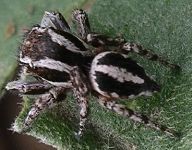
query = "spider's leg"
xmin=85 ymin=33 xmax=180 ymax=70
xmin=72 ymin=9 xmax=91 ymax=41
xmin=6 ymin=64 xmax=53 ymax=94
xmin=97 ymin=96 xmax=179 ymax=137
xmin=23 ymin=87 xmax=67 ymax=131
xmin=86 ymin=33 xmax=125 ymax=48
xmin=70 ymin=67 xmax=89 ymax=138
xmin=121 ymin=42 xmax=180 ymax=70
xmin=6 ymin=80 xmax=53 ymax=94
xmin=40 ymin=11 xmax=70 ymax=32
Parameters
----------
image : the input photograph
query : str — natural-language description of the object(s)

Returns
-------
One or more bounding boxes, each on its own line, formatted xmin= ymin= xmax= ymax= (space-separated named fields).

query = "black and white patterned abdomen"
xmin=90 ymin=52 xmax=160 ymax=99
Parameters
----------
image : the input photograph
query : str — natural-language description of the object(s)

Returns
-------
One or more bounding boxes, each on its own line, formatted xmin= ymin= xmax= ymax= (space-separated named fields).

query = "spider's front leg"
xmin=23 ymin=87 xmax=67 ymax=131
xmin=6 ymin=80 xmax=53 ymax=95
xmin=69 ymin=66 xmax=89 ymax=139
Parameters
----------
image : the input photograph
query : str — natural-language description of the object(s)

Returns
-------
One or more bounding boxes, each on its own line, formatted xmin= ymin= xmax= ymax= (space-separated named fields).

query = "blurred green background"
xmin=1 ymin=0 xmax=192 ymax=150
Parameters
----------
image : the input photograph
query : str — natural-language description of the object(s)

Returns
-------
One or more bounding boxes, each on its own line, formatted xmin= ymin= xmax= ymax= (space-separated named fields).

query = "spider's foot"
xmin=170 ymin=64 xmax=181 ymax=74
xmin=5 ymin=80 xmax=23 ymax=91
xmin=20 ymin=124 xmax=31 ymax=134
xmin=173 ymin=65 xmax=181 ymax=72
xmin=74 ymin=131 xmax=83 ymax=141
xmin=169 ymin=130 xmax=182 ymax=139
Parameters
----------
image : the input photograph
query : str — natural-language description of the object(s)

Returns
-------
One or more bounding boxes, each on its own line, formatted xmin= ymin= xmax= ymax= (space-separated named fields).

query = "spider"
xmin=6 ymin=9 xmax=180 ymax=139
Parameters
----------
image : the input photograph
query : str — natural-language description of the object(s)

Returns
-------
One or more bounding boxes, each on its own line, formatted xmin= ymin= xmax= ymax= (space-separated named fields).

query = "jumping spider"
xmin=6 ymin=9 xmax=180 ymax=139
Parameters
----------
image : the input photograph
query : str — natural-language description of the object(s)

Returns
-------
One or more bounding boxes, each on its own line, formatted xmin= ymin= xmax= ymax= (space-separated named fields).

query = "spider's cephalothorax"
xmin=6 ymin=9 xmax=180 ymax=139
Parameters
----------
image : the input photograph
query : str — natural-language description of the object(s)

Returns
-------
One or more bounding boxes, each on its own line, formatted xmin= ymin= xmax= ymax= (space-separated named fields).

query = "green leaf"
xmin=9 ymin=0 xmax=192 ymax=149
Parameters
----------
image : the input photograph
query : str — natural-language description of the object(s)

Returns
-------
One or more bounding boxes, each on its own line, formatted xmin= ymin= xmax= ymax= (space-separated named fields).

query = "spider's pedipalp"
xmin=40 ymin=11 xmax=70 ymax=32
xmin=72 ymin=9 xmax=91 ymax=41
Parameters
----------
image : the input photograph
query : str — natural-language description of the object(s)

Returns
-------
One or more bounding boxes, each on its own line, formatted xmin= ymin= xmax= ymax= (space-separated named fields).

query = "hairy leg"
xmin=97 ymin=96 xmax=179 ymax=137
xmin=70 ymin=66 xmax=89 ymax=138
xmin=86 ymin=33 xmax=125 ymax=47
xmin=6 ymin=80 xmax=53 ymax=94
xmin=23 ymin=87 xmax=67 ymax=131
xmin=87 ymin=34 xmax=180 ymax=70
xmin=71 ymin=9 xmax=180 ymax=69
xmin=121 ymin=42 xmax=180 ymax=70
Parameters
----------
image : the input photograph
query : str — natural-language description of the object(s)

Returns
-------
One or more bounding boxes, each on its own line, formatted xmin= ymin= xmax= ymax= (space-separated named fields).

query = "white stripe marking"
xmin=90 ymin=52 xmax=146 ymax=98
xmin=48 ymin=29 xmax=81 ymax=52
xmin=90 ymin=52 xmax=110 ymax=97
xmin=94 ymin=64 xmax=144 ymax=84
xmin=45 ymin=80 xmax=72 ymax=87
xmin=48 ymin=28 xmax=93 ymax=56
xmin=20 ymin=56 xmax=72 ymax=73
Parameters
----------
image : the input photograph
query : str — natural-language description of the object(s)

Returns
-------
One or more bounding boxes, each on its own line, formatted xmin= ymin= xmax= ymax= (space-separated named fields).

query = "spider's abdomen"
xmin=90 ymin=52 xmax=160 ymax=99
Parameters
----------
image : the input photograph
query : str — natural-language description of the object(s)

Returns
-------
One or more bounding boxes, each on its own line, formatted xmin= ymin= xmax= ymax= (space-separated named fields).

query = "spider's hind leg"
xmin=98 ymin=96 xmax=179 ymax=137
xmin=83 ymin=30 xmax=180 ymax=70
xmin=87 ymin=34 xmax=180 ymax=70
xmin=122 ymin=42 xmax=180 ymax=70
xmin=86 ymin=33 xmax=126 ymax=48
